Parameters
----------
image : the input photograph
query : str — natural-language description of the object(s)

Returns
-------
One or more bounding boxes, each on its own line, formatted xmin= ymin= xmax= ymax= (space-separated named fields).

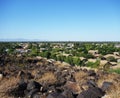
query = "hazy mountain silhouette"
xmin=0 ymin=38 xmax=45 ymax=42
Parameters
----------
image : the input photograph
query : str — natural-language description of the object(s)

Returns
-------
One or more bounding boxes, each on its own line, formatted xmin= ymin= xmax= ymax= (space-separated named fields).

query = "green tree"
xmin=64 ymin=56 xmax=73 ymax=65
xmin=44 ymin=51 xmax=51 ymax=59
xmin=73 ymin=57 xmax=81 ymax=66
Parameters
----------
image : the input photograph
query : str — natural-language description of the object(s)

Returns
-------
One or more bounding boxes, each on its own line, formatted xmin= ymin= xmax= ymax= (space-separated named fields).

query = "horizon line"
xmin=0 ymin=40 xmax=120 ymax=43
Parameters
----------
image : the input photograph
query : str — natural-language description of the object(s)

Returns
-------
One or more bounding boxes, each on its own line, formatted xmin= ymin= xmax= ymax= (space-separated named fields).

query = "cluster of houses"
xmin=14 ymin=43 xmax=120 ymax=69
xmin=55 ymin=49 xmax=120 ymax=69
xmin=85 ymin=50 xmax=120 ymax=69
xmin=15 ymin=43 xmax=31 ymax=54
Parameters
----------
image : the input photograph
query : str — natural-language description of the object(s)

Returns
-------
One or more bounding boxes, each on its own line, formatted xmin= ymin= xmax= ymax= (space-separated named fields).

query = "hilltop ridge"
xmin=0 ymin=56 xmax=120 ymax=98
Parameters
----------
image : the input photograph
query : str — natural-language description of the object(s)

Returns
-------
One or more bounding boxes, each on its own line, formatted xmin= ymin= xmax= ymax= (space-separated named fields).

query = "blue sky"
xmin=0 ymin=0 xmax=120 ymax=41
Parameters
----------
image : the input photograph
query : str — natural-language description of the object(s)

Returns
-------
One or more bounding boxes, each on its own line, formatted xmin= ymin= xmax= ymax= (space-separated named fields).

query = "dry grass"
xmin=74 ymin=71 xmax=88 ymax=85
xmin=37 ymin=72 xmax=57 ymax=85
xmin=36 ymin=62 xmax=43 ymax=66
xmin=65 ymin=81 xmax=82 ymax=94
xmin=98 ymin=73 xmax=120 ymax=98
xmin=53 ymin=61 xmax=70 ymax=69
xmin=53 ymin=61 xmax=63 ymax=68
xmin=97 ymin=73 xmax=119 ymax=87
xmin=31 ymin=69 xmax=39 ymax=77
xmin=102 ymin=82 xmax=120 ymax=98
xmin=105 ymin=75 xmax=120 ymax=98
xmin=0 ymin=77 xmax=20 ymax=98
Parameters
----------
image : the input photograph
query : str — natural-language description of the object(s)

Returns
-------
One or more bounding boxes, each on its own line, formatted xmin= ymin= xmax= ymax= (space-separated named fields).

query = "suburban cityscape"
xmin=1 ymin=42 xmax=120 ymax=70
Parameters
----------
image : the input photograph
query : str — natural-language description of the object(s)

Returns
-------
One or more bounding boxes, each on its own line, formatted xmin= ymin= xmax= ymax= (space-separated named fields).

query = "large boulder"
xmin=77 ymin=87 xmax=105 ymax=98
xmin=101 ymin=81 xmax=113 ymax=92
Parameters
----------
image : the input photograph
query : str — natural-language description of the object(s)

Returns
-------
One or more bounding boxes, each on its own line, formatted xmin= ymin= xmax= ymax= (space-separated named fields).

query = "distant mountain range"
xmin=0 ymin=39 xmax=45 ymax=42
xmin=0 ymin=39 xmax=120 ymax=42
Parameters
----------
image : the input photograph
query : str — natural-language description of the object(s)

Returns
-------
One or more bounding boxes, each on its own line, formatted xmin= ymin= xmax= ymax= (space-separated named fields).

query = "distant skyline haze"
xmin=0 ymin=0 xmax=120 ymax=41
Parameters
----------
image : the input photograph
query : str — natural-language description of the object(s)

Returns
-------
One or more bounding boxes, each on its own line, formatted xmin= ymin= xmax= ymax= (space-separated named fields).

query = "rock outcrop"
xmin=0 ymin=57 xmax=120 ymax=98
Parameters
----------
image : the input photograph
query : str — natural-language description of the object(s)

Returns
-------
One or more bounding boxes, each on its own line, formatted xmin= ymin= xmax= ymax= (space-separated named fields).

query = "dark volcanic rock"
xmin=26 ymin=72 xmax=34 ymax=79
xmin=101 ymin=81 xmax=113 ymax=92
xmin=87 ymin=80 xmax=98 ymax=88
xmin=8 ymin=79 xmax=27 ymax=97
xmin=8 ymin=88 xmax=25 ymax=97
xmin=77 ymin=87 xmax=105 ymax=98
xmin=46 ymin=92 xmax=60 ymax=98
xmin=26 ymin=89 xmax=40 ymax=98
xmin=17 ymin=71 xmax=25 ymax=78
xmin=88 ymin=70 xmax=96 ymax=76
xmin=27 ymin=81 xmax=42 ymax=91
xmin=1 ymin=56 xmax=120 ymax=98
xmin=47 ymin=90 xmax=74 ymax=98
xmin=18 ymin=80 xmax=27 ymax=90
xmin=55 ymin=78 xmax=66 ymax=87
xmin=61 ymin=90 xmax=74 ymax=98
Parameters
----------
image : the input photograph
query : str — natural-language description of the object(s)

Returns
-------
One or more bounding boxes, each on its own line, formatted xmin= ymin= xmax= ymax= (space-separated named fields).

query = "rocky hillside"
xmin=0 ymin=56 xmax=120 ymax=98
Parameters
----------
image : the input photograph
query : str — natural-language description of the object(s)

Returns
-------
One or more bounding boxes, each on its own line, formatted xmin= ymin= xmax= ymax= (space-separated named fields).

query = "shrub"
xmin=107 ymin=56 xmax=117 ymax=62
xmin=109 ymin=68 xmax=120 ymax=74
xmin=86 ymin=60 xmax=100 ymax=68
